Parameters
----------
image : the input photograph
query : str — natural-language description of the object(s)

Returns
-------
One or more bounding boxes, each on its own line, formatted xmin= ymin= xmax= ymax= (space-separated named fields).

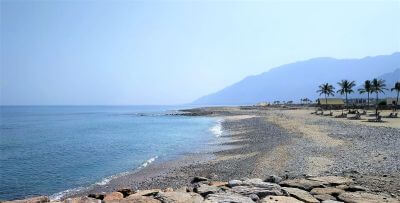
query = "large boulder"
xmin=307 ymin=176 xmax=353 ymax=186
xmin=154 ymin=192 xmax=203 ymax=203
xmin=66 ymin=197 xmax=102 ymax=203
xmin=103 ymin=192 xmax=124 ymax=201
xmin=310 ymin=187 xmax=345 ymax=196
xmin=231 ymin=185 xmax=283 ymax=199
xmin=260 ymin=196 xmax=303 ymax=203
xmin=191 ymin=177 xmax=208 ymax=184
xmin=282 ymin=187 xmax=319 ymax=203
xmin=279 ymin=178 xmax=325 ymax=191
xmin=194 ymin=184 xmax=220 ymax=197
xmin=117 ymin=188 xmax=135 ymax=197
xmin=204 ymin=192 xmax=254 ymax=203
xmin=336 ymin=185 xmax=366 ymax=192
xmin=228 ymin=180 xmax=243 ymax=187
xmin=313 ymin=194 xmax=337 ymax=201
xmin=337 ymin=192 xmax=399 ymax=203
xmin=264 ymin=175 xmax=283 ymax=184
xmin=230 ymin=178 xmax=282 ymax=189
xmin=119 ymin=196 xmax=161 ymax=203
xmin=208 ymin=181 xmax=228 ymax=187
xmin=129 ymin=189 xmax=162 ymax=197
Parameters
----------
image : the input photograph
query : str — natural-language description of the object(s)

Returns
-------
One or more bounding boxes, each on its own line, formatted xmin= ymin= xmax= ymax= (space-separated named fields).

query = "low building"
xmin=256 ymin=102 xmax=270 ymax=106
xmin=386 ymin=98 xmax=398 ymax=106
xmin=317 ymin=98 xmax=345 ymax=107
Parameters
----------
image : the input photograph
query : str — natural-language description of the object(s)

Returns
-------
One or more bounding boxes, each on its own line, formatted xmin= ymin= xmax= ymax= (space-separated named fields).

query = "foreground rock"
xmin=3 ymin=196 xmax=49 ymax=203
xmin=337 ymin=192 xmax=399 ymax=203
xmin=282 ymin=187 xmax=319 ymax=203
xmin=261 ymin=196 xmax=303 ymax=203
xmin=4 ymin=175 xmax=399 ymax=203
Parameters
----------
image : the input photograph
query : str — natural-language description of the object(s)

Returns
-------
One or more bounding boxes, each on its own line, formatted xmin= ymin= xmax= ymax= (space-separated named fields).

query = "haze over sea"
xmin=0 ymin=106 xmax=220 ymax=200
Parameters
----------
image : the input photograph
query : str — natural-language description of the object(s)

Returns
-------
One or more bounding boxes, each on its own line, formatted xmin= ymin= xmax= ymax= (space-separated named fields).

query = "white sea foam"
xmin=49 ymin=156 xmax=158 ymax=201
xmin=50 ymin=186 xmax=85 ymax=201
xmin=139 ymin=156 xmax=158 ymax=168
xmin=210 ymin=119 xmax=223 ymax=137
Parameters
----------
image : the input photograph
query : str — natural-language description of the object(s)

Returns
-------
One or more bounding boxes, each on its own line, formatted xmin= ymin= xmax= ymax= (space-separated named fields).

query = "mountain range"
xmin=193 ymin=52 xmax=400 ymax=105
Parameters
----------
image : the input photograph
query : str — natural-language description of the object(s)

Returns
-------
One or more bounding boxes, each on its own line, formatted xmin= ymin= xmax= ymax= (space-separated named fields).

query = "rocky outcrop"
xmin=282 ymin=187 xmax=319 ymax=203
xmin=337 ymin=192 xmax=399 ymax=203
xmin=4 ymin=175 xmax=399 ymax=203
xmin=103 ymin=192 xmax=124 ymax=201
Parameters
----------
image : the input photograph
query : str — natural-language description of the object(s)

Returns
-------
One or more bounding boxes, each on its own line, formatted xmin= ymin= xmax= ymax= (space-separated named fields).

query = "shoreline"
xmin=5 ymin=106 xmax=400 ymax=202
xmin=76 ymin=106 xmax=400 ymax=198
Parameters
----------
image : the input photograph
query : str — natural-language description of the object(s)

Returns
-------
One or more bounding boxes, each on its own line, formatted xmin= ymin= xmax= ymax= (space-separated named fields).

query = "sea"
xmin=0 ymin=106 xmax=222 ymax=201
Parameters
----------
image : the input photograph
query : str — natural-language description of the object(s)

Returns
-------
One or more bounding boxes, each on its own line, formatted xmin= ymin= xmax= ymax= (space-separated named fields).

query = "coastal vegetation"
xmin=316 ymin=83 xmax=335 ymax=113
xmin=371 ymin=78 xmax=388 ymax=118
xmin=358 ymin=80 xmax=372 ymax=109
xmin=337 ymin=80 xmax=356 ymax=109
xmin=392 ymin=81 xmax=400 ymax=111
xmin=314 ymin=78 xmax=400 ymax=121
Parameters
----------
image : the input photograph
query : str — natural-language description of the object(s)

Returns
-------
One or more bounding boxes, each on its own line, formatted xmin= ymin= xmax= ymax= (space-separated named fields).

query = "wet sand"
xmin=71 ymin=106 xmax=400 ymax=199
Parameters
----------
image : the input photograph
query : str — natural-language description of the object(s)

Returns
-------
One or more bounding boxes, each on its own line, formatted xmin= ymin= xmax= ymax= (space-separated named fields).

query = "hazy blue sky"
xmin=1 ymin=0 xmax=399 ymax=105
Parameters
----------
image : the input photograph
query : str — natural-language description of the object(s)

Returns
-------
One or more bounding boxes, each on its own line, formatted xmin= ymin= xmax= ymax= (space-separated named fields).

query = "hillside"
xmin=193 ymin=53 xmax=400 ymax=105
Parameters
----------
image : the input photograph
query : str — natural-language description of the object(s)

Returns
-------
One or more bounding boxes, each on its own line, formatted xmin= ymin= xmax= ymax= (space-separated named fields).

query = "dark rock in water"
xmin=117 ymin=188 xmax=134 ymax=197
xmin=191 ymin=176 xmax=208 ymax=183
xmin=178 ymin=109 xmax=213 ymax=116
xmin=264 ymin=175 xmax=283 ymax=184
xmin=87 ymin=193 xmax=104 ymax=200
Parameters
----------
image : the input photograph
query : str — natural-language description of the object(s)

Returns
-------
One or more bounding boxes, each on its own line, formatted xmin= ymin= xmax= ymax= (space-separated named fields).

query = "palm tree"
xmin=391 ymin=81 xmax=400 ymax=111
xmin=358 ymin=80 xmax=372 ymax=110
xmin=337 ymin=80 xmax=356 ymax=110
xmin=371 ymin=78 xmax=388 ymax=117
xmin=317 ymin=83 xmax=335 ymax=113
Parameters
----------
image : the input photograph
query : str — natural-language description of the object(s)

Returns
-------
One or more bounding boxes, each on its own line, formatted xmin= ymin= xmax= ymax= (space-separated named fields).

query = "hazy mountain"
xmin=352 ymin=68 xmax=400 ymax=98
xmin=193 ymin=52 xmax=400 ymax=105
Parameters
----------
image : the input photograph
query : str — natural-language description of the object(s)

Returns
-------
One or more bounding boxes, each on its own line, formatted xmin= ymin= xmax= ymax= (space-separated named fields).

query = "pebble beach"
xmin=5 ymin=106 xmax=400 ymax=202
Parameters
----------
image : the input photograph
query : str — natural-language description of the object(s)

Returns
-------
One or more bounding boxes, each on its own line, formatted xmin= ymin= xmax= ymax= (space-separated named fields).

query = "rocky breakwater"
xmin=3 ymin=175 xmax=399 ymax=203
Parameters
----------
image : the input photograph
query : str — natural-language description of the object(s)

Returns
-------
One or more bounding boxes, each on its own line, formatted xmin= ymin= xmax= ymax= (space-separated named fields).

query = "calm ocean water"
xmin=0 ymin=106 xmax=220 ymax=201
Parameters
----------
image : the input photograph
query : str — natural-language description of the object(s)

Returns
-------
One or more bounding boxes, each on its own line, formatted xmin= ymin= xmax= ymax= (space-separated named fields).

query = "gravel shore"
xmin=72 ymin=106 xmax=400 ymax=200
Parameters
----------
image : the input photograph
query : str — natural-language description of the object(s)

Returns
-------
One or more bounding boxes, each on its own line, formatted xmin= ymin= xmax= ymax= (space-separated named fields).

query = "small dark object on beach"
xmin=117 ymin=188 xmax=134 ymax=197
xmin=264 ymin=175 xmax=283 ymax=184
xmin=191 ymin=176 xmax=208 ymax=183
xmin=88 ymin=193 xmax=104 ymax=200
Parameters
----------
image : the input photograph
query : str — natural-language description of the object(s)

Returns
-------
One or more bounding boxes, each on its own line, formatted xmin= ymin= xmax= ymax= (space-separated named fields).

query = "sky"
xmin=1 ymin=0 xmax=399 ymax=105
